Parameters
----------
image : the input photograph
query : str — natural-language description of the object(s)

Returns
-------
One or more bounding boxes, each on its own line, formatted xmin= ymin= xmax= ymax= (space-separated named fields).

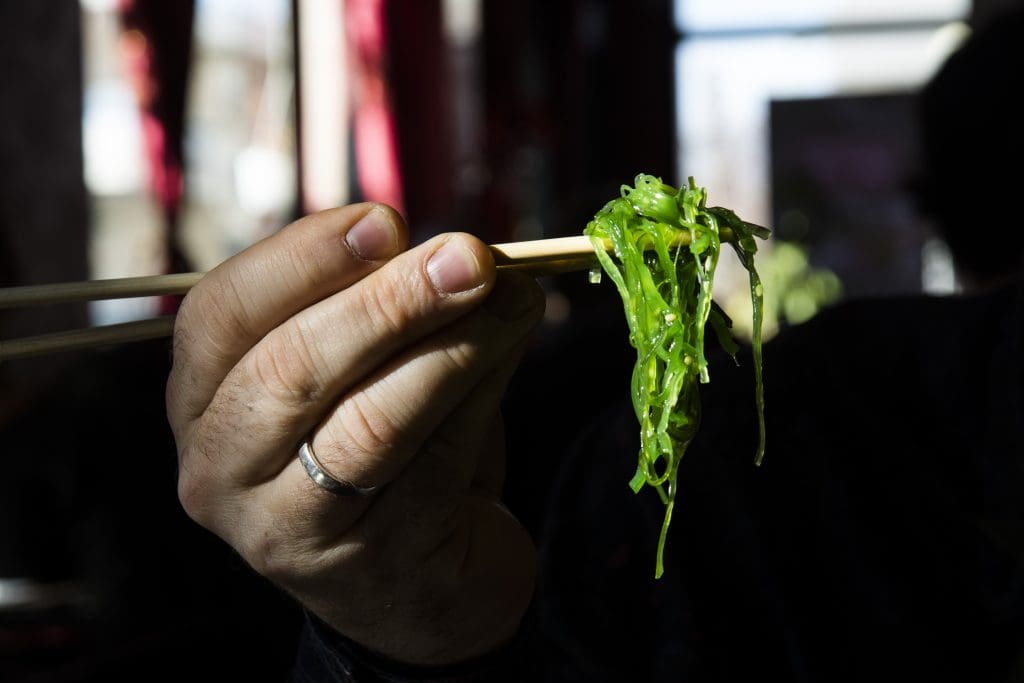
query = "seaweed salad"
xmin=584 ymin=174 xmax=769 ymax=578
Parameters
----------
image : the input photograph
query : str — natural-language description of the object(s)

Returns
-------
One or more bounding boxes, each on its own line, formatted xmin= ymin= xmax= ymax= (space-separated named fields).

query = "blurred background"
xmin=1 ymin=0 xmax=1019 ymax=679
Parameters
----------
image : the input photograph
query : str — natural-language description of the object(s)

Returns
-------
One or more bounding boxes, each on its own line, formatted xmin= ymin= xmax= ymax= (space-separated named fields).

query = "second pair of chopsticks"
xmin=0 ymin=229 xmax=732 ymax=361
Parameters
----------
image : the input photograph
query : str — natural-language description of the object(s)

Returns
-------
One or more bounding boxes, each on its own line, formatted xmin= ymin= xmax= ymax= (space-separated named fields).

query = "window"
xmin=674 ymin=0 xmax=971 ymax=336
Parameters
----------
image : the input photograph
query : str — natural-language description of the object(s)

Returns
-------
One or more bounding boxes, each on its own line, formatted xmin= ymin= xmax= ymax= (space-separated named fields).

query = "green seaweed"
xmin=584 ymin=174 xmax=768 ymax=578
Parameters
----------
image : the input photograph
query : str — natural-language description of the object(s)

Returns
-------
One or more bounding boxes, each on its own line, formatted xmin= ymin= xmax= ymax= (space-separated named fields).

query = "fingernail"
xmin=427 ymin=241 xmax=483 ymax=293
xmin=346 ymin=207 xmax=397 ymax=260
xmin=485 ymin=276 xmax=540 ymax=321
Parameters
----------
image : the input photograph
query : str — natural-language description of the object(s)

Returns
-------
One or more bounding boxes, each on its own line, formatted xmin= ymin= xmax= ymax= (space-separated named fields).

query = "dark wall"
xmin=0 ymin=1 xmax=90 ymax=423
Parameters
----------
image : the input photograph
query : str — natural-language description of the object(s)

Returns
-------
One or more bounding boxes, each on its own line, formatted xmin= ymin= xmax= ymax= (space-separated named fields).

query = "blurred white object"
xmin=921 ymin=237 xmax=961 ymax=295
xmin=82 ymin=80 xmax=145 ymax=196
xmin=675 ymin=0 xmax=970 ymax=32
xmin=235 ymin=144 xmax=296 ymax=216
xmin=298 ymin=0 xmax=350 ymax=213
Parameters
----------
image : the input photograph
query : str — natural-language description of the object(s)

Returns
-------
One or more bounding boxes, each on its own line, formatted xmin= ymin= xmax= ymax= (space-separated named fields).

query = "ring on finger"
xmin=298 ymin=439 xmax=379 ymax=497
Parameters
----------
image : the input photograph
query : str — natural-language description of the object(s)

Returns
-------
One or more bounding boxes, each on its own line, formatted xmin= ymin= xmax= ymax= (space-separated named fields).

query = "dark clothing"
xmin=292 ymin=278 xmax=1024 ymax=681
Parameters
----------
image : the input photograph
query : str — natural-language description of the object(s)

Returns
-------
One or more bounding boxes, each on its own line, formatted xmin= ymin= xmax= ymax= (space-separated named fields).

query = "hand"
xmin=166 ymin=203 xmax=545 ymax=666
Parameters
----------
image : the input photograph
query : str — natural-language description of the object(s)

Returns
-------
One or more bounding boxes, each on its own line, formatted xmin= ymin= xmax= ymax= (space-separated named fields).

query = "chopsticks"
xmin=0 ymin=237 xmax=604 ymax=311
xmin=0 ymin=230 xmax=728 ymax=361
xmin=0 ymin=272 xmax=205 ymax=309
xmin=0 ymin=316 xmax=178 ymax=362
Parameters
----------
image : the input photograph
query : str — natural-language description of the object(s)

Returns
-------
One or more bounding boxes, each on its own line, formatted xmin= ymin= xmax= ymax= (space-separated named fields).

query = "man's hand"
xmin=166 ymin=203 xmax=544 ymax=666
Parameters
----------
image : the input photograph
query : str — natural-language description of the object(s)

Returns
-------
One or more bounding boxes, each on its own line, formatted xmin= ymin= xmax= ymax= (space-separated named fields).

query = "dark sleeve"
xmin=288 ymin=609 xmax=545 ymax=683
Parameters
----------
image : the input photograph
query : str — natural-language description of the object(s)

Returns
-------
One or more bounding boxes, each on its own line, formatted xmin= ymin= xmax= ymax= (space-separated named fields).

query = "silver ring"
xmin=298 ymin=440 xmax=378 ymax=497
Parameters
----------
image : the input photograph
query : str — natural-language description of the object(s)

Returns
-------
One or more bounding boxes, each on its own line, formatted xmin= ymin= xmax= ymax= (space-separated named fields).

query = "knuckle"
xmin=170 ymin=314 xmax=195 ymax=368
xmin=246 ymin=536 xmax=280 ymax=580
xmin=190 ymin=426 xmax=220 ymax=467
xmin=248 ymin=328 xmax=323 ymax=410
xmin=168 ymin=312 xmax=201 ymax=395
xmin=360 ymin=274 xmax=417 ymax=339
xmin=247 ymin=528 xmax=305 ymax=583
xmin=164 ymin=373 xmax=186 ymax=435
xmin=335 ymin=395 xmax=400 ymax=459
xmin=165 ymin=359 xmax=209 ymax=437
xmin=209 ymin=278 xmax=258 ymax=342
xmin=439 ymin=340 xmax=478 ymax=373
xmin=180 ymin=275 xmax=258 ymax=353
xmin=283 ymin=229 xmax=338 ymax=289
xmin=337 ymin=527 xmax=381 ymax=574
xmin=176 ymin=463 xmax=211 ymax=528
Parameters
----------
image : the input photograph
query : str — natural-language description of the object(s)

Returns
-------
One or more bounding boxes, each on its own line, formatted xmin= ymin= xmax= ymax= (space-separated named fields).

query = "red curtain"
xmin=117 ymin=0 xmax=195 ymax=311
xmin=346 ymin=0 xmax=405 ymax=216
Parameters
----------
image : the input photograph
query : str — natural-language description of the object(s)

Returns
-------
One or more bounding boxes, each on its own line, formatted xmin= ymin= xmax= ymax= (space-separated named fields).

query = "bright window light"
xmin=674 ymin=21 xmax=970 ymax=330
xmin=675 ymin=0 xmax=970 ymax=33
xmin=675 ymin=26 xmax=967 ymax=228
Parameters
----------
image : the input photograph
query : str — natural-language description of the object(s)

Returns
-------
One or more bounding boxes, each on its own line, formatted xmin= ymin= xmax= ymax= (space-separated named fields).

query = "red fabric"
xmin=385 ymin=1 xmax=454 ymax=238
xmin=346 ymin=0 xmax=404 ymax=215
xmin=118 ymin=0 xmax=195 ymax=312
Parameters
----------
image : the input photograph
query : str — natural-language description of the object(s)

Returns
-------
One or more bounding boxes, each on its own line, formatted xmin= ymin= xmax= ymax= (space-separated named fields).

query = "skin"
xmin=166 ymin=203 xmax=544 ymax=666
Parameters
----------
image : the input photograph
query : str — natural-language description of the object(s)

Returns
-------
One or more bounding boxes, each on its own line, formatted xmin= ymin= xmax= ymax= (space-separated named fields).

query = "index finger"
xmin=167 ymin=203 xmax=407 ymax=431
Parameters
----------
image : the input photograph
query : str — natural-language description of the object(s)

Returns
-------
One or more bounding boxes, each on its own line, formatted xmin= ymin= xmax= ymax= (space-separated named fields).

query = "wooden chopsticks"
xmin=0 ymin=230 xmax=726 ymax=361
xmin=0 ymin=237 xmax=601 ymax=361
xmin=0 ymin=316 xmax=178 ymax=362
xmin=0 ymin=237 xmax=603 ymax=311
xmin=0 ymin=272 xmax=205 ymax=310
